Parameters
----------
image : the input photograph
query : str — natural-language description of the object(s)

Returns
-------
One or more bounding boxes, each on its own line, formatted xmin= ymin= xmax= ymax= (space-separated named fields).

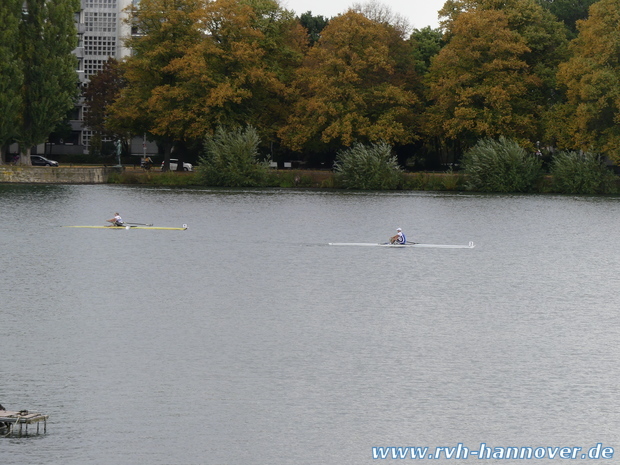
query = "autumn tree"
xmin=177 ymin=0 xmax=307 ymax=143
xmin=15 ymin=0 xmax=80 ymax=164
xmin=0 ymin=0 xmax=23 ymax=163
xmin=108 ymin=0 xmax=203 ymax=170
xmin=425 ymin=0 xmax=568 ymax=151
xmin=553 ymin=0 xmax=620 ymax=162
xmin=83 ymin=59 xmax=125 ymax=157
xmin=440 ymin=0 xmax=568 ymax=103
xmin=425 ymin=10 xmax=536 ymax=149
xmin=111 ymin=0 xmax=306 ymax=168
xmin=279 ymin=10 xmax=421 ymax=159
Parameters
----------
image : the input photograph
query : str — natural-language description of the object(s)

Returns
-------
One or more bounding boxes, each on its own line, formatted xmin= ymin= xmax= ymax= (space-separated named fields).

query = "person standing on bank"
xmin=390 ymin=227 xmax=406 ymax=244
xmin=107 ymin=212 xmax=124 ymax=226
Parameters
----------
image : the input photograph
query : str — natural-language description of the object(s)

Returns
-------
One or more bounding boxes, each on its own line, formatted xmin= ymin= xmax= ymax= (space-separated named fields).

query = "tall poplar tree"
xmin=17 ymin=0 xmax=80 ymax=164
xmin=0 ymin=0 xmax=24 ymax=162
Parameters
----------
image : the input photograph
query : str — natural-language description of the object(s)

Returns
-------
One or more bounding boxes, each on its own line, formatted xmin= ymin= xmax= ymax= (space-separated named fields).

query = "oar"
xmin=125 ymin=222 xmax=153 ymax=226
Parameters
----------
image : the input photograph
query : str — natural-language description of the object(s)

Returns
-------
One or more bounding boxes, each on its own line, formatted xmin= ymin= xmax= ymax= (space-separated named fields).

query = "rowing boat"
xmin=328 ymin=241 xmax=475 ymax=248
xmin=64 ymin=224 xmax=188 ymax=230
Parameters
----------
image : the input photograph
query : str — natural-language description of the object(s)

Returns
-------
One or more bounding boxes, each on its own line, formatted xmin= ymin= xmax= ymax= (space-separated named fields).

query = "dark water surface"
xmin=1 ymin=185 xmax=619 ymax=464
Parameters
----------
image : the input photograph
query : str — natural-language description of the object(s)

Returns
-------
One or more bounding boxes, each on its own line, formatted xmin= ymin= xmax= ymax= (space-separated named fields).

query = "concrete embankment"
xmin=0 ymin=166 xmax=119 ymax=184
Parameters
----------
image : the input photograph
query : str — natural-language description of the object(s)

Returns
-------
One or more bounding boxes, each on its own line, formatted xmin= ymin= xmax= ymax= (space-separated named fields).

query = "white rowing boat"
xmin=64 ymin=224 xmax=188 ymax=230
xmin=328 ymin=241 xmax=475 ymax=248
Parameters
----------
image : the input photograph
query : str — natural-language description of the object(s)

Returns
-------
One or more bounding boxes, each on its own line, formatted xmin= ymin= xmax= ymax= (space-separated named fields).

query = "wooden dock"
xmin=0 ymin=410 xmax=48 ymax=437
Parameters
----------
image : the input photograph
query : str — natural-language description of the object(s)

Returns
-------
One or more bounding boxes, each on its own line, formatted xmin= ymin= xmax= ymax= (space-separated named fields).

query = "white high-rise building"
xmin=70 ymin=0 xmax=134 ymax=153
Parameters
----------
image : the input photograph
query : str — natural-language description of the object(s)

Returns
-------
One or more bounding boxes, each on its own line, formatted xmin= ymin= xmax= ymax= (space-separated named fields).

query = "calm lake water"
xmin=1 ymin=184 xmax=619 ymax=464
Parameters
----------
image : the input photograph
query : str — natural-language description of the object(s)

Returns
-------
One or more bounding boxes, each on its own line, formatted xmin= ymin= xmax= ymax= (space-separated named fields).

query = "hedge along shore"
xmin=105 ymin=167 xmax=554 ymax=192
xmin=2 ymin=165 xmax=618 ymax=194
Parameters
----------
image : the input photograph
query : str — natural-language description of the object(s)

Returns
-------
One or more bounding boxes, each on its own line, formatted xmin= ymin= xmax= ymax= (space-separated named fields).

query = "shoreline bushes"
xmin=106 ymin=133 xmax=620 ymax=194
xmin=550 ymin=151 xmax=617 ymax=194
xmin=196 ymin=126 xmax=271 ymax=187
xmin=334 ymin=142 xmax=403 ymax=189
xmin=462 ymin=137 xmax=544 ymax=193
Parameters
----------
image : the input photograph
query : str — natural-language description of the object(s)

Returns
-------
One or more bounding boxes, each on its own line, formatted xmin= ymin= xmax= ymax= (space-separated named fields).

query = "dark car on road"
xmin=31 ymin=155 xmax=59 ymax=166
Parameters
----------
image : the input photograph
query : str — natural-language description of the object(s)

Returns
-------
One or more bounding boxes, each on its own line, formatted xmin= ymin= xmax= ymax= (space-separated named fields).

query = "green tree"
xmin=279 ymin=10 xmax=421 ymax=156
xmin=553 ymin=0 xmax=620 ymax=162
xmin=409 ymin=27 xmax=445 ymax=76
xmin=16 ymin=0 xmax=80 ymax=164
xmin=536 ymin=0 xmax=596 ymax=37
xmin=299 ymin=11 xmax=329 ymax=46
xmin=0 ymin=0 xmax=23 ymax=162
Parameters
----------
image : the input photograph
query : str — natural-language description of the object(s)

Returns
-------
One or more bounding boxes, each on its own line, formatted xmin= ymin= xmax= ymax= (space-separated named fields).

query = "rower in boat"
xmin=106 ymin=212 xmax=124 ymax=227
xmin=328 ymin=241 xmax=475 ymax=248
xmin=389 ymin=227 xmax=406 ymax=245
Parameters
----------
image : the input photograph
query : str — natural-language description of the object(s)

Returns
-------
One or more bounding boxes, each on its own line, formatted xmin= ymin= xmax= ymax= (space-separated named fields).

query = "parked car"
xmin=161 ymin=159 xmax=193 ymax=171
xmin=30 ymin=155 xmax=59 ymax=166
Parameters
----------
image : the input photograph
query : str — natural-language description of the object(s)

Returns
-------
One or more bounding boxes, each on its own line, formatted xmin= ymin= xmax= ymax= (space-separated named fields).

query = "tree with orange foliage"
xmin=553 ymin=0 xmax=620 ymax=163
xmin=425 ymin=9 xmax=538 ymax=148
xmin=426 ymin=0 xmax=567 ymax=151
xmin=107 ymin=0 xmax=203 ymax=169
xmin=279 ymin=10 xmax=421 ymax=156
xmin=109 ymin=0 xmax=306 ymax=168
xmin=171 ymin=0 xmax=307 ymax=143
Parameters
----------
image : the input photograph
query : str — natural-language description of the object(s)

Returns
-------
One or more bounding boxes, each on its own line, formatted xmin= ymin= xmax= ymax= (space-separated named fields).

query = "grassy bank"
xmin=109 ymin=168 xmax=467 ymax=190
xmin=107 ymin=167 xmax=618 ymax=194
xmin=107 ymin=168 xmax=337 ymax=188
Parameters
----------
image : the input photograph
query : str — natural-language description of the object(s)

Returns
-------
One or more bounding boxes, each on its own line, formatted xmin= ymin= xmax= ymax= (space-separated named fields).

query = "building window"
xmin=84 ymin=36 xmax=117 ymax=56
xmin=84 ymin=12 xmax=117 ymax=32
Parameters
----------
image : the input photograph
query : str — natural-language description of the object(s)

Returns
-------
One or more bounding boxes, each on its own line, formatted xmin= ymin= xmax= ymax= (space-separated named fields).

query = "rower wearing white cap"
xmin=389 ymin=227 xmax=406 ymax=245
